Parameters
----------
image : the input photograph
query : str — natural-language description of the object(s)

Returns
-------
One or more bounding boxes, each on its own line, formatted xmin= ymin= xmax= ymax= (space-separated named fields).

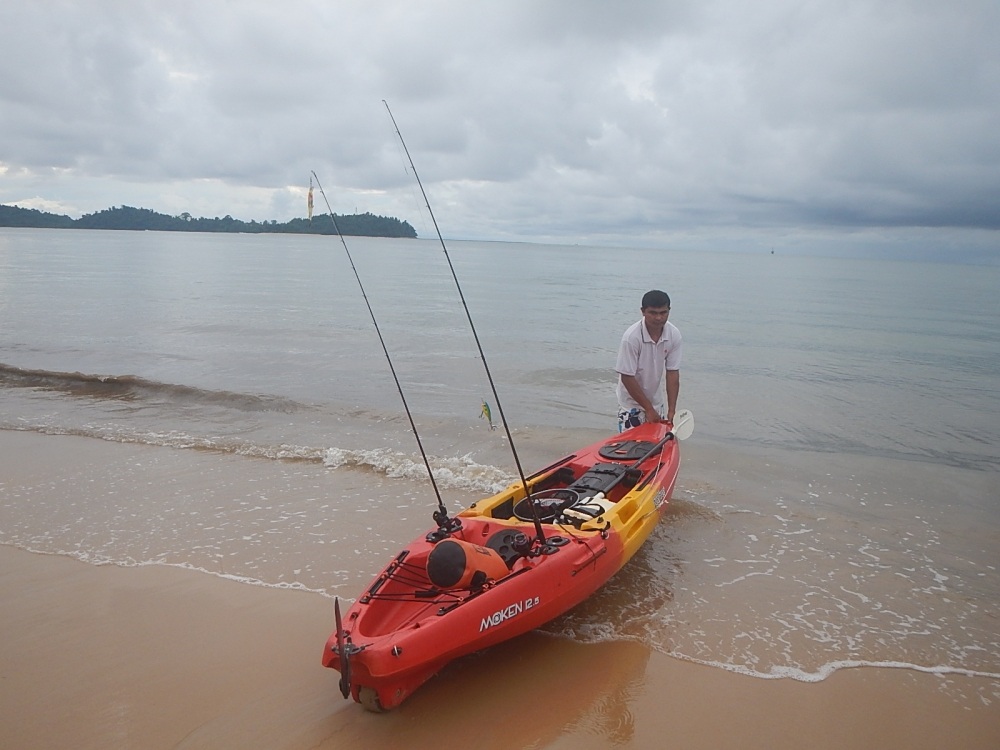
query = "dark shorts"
xmin=617 ymin=408 xmax=644 ymax=433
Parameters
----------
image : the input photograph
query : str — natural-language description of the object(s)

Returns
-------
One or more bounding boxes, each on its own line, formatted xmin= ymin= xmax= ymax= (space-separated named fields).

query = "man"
xmin=615 ymin=289 xmax=682 ymax=432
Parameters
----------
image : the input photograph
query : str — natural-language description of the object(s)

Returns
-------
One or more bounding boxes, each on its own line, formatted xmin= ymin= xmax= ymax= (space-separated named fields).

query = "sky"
xmin=1 ymin=0 xmax=998 ymax=261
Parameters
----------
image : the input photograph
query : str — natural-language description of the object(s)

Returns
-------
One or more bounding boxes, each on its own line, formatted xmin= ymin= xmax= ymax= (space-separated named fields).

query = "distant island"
xmin=0 ymin=204 xmax=417 ymax=238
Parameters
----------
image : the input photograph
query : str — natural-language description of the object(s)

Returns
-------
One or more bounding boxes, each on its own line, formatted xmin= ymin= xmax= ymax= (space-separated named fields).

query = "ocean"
xmin=1 ymin=227 xmax=998 ymax=701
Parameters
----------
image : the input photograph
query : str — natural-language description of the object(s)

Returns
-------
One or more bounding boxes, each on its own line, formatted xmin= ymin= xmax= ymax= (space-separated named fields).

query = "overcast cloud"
xmin=1 ymin=0 xmax=997 ymax=259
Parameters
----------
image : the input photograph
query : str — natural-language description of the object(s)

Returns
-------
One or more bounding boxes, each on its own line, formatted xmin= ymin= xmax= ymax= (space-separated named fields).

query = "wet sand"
xmin=2 ymin=542 xmax=998 ymax=750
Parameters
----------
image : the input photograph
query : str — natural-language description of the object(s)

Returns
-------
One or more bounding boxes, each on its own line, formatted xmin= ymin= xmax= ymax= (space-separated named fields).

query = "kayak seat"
xmin=567 ymin=463 xmax=639 ymax=500
xmin=598 ymin=439 xmax=659 ymax=461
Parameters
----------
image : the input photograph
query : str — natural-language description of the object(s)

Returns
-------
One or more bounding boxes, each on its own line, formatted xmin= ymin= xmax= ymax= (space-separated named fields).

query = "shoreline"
xmin=2 ymin=544 xmax=998 ymax=750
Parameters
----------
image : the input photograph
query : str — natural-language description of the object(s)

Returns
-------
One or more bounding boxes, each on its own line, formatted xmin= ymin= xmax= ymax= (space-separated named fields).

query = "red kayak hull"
xmin=322 ymin=421 xmax=681 ymax=710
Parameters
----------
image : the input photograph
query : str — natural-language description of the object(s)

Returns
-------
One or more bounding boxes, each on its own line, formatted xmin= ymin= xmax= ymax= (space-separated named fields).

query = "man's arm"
xmin=620 ymin=374 xmax=664 ymax=423
xmin=665 ymin=370 xmax=680 ymax=422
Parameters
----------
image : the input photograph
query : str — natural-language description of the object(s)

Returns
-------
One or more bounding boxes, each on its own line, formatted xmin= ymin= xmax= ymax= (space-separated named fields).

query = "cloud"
xmin=1 ymin=0 xmax=997 ymax=258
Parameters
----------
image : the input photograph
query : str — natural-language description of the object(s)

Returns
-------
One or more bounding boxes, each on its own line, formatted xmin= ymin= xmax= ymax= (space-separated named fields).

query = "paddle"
xmin=669 ymin=408 xmax=695 ymax=442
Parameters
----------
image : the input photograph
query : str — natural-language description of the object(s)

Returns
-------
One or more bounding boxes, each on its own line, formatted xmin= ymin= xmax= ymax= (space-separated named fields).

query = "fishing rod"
xmin=310 ymin=170 xmax=460 ymax=538
xmin=382 ymin=100 xmax=547 ymax=546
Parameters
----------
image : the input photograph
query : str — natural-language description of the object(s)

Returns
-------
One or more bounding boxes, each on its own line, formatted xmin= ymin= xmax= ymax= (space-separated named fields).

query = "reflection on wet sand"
xmin=317 ymin=633 xmax=651 ymax=749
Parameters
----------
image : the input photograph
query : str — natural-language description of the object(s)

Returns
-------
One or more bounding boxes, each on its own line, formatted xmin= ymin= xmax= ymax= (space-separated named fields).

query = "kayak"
xmin=322 ymin=410 xmax=693 ymax=711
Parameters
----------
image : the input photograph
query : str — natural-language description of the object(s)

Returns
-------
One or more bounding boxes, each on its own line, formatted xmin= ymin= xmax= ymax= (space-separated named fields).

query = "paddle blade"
xmin=670 ymin=409 xmax=695 ymax=441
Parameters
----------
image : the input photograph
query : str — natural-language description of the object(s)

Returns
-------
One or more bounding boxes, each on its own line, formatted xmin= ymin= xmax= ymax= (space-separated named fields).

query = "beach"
xmin=3 ymin=531 xmax=997 ymax=750
xmin=3 ymin=429 xmax=998 ymax=750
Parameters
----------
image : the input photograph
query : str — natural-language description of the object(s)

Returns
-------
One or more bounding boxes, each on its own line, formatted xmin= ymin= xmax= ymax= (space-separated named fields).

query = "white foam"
xmin=323 ymin=446 xmax=512 ymax=492
xmin=675 ymin=656 xmax=1000 ymax=683
xmin=10 ymin=545 xmax=335 ymax=597
xmin=540 ymin=625 xmax=1000 ymax=686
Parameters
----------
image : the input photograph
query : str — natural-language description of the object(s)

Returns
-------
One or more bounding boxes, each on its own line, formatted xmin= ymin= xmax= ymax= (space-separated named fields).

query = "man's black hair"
xmin=641 ymin=290 xmax=671 ymax=309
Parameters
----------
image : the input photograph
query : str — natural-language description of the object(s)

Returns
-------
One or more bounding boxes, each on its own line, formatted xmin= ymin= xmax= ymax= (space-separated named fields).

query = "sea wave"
xmin=0 ymin=362 xmax=301 ymax=412
xmin=2 ymin=420 xmax=515 ymax=494
xmin=324 ymin=446 xmax=514 ymax=493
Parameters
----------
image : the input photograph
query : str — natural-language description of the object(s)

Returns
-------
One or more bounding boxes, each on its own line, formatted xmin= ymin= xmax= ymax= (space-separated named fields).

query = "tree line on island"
xmin=0 ymin=204 xmax=417 ymax=238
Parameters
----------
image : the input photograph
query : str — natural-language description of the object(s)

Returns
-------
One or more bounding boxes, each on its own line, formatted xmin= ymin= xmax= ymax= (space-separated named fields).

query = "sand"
xmin=1 ymin=542 xmax=997 ymax=750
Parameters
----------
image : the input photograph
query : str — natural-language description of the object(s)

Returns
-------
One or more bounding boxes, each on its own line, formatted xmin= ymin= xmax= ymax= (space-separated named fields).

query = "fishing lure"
xmin=480 ymin=400 xmax=496 ymax=430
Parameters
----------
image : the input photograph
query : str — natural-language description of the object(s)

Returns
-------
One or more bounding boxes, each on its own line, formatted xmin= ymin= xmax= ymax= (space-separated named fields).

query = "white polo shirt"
xmin=615 ymin=319 xmax=682 ymax=413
